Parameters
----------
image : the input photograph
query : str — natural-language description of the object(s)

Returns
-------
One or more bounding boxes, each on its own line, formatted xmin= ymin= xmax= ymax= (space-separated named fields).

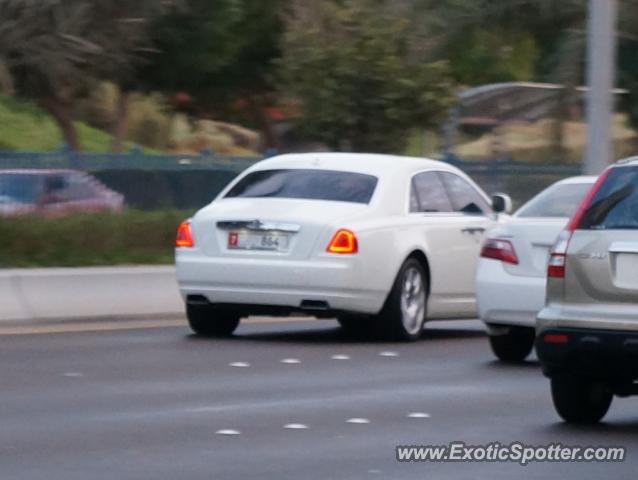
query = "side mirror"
xmin=492 ymin=193 xmax=512 ymax=214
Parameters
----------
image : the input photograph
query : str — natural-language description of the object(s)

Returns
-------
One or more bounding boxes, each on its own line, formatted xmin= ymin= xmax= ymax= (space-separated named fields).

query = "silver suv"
xmin=537 ymin=158 xmax=638 ymax=423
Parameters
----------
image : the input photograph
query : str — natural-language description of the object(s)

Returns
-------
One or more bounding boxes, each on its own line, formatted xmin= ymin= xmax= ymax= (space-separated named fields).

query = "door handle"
xmin=461 ymin=227 xmax=486 ymax=235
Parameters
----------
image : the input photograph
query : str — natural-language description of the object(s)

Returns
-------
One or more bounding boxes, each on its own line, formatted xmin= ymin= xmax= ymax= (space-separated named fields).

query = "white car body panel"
xmin=176 ymin=153 xmax=496 ymax=319
xmin=476 ymin=176 xmax=596 ymax=330
xmin=476 ymin=221 xmax=563 ymax=328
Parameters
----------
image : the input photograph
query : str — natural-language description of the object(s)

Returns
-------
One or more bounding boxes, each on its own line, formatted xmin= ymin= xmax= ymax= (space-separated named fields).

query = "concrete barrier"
xmin=0 ymin=266 xmax=183 ymax=322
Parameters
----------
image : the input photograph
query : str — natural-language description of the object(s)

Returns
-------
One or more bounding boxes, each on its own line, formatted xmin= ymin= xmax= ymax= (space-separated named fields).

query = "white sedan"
xmin=476 ymin=176 xmax=596 ymax=361
xmin=175 ymin=153 xmax=509 ymax=341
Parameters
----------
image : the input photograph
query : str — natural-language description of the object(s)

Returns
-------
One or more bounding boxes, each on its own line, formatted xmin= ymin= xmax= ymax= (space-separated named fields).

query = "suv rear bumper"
xmin=536 ymin=327 xmax=638 ymax=381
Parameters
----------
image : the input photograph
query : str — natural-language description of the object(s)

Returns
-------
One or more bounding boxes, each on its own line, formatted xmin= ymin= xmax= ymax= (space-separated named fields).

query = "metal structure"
xmin=584 ymin=0 xmax=618 ymax=175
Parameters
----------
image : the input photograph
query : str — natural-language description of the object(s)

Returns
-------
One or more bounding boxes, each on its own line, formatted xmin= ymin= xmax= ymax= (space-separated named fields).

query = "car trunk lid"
xmin=498 ymin=218 xmax=567 ymax=277
xmin=192 ymin=198 xmax=369 ymax=260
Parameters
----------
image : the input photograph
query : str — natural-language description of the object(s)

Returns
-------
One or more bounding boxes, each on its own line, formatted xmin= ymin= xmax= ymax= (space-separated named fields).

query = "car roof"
xmin=249 ymin=153 xmax=458 ymax=176
xmin=614 ymin=156 xmax=638 ymax=167
xmin=554 ymin=175 xmax=598 ymax=185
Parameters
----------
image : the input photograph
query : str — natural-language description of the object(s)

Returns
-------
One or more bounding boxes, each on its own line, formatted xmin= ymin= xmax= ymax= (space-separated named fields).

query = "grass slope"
xmin=0 ymin=95 xmax=116 ymax=152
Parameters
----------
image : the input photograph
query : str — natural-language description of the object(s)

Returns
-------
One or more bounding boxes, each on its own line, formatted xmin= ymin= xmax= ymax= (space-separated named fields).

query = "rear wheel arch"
xmin=406 ymin=250 xmax=431 ymax=296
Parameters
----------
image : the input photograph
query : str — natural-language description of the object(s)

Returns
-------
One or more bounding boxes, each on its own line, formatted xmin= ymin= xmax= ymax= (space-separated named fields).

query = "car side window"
xmin=410 ymin=172 xmax=454 ymax=213
xmin=438 ymin=172 xmax=490 ymax=216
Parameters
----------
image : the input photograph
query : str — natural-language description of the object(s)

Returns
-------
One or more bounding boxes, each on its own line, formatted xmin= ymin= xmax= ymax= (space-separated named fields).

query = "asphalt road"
xmin=1 ymin=318 xmax=636 ymax=480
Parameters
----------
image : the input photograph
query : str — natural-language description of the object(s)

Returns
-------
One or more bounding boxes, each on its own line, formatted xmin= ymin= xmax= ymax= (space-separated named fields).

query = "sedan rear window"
xmin=578 ymin=166 xmax=638 ymax=230
xmin=225 ymin=169 xmax=378 ymax=204
xmin=516 ymin=182 xmax=593 ymax=218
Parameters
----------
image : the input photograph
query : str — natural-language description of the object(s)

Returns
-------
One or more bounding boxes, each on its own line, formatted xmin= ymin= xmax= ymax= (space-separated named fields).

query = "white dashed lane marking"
xmin=62 ymin=372 xmax=84 ymax=378
xmin=215 ymin=429 xmax=241 ymax=436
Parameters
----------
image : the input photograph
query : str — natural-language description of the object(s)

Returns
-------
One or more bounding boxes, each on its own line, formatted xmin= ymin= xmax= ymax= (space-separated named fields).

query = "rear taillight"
xmin=327 ymin=229 xmax=358 ymax=254
xmin=480 ymin=238 xmax=519 ymax=264
xmin=547 ymin=229 xmax=571 ymax=278
xmin=547 ymin=168 xmax=611 ymax=278
xmin=176 ymin=220 xmax=194 ymax=248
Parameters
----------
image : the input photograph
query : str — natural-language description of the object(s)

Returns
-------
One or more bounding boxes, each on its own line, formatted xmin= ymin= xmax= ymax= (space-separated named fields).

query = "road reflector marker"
xmin=284 ymin=423 xmax=309 ymax=430
xmin=331 ymin=354 xmax=351 ymax=360
xmin=346 ymin=418 xmax=370 ymax=424
xmin=229 ymin=362 xmax=251 ymax=368
xmin=378 ymin=351 xmax=399 ymax=358
xmin=407 ymin=412 xmax=431 ymax=419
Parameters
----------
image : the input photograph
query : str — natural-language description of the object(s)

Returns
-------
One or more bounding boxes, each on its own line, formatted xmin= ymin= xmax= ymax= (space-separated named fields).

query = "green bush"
xmin=0 ymin=210 xmax=193 ymax=268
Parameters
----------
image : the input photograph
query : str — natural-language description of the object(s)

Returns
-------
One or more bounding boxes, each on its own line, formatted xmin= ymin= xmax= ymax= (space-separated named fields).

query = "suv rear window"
xmin=225 ymin=169 xmax=378 ymax=204
xmin=578 ymin=166 xmax=638 ymax=230
xmin=516 ymin=182 xmax=593 ymax=218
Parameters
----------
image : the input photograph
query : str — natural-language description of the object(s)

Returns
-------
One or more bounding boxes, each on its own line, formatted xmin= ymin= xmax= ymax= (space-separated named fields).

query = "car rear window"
xmin=578 ymin=166 xmax=638 ymax=230
xmin=224 ymin=169 xmax=378 ymax=204
xmin=516 ymin=182 xmax=593 ymax=218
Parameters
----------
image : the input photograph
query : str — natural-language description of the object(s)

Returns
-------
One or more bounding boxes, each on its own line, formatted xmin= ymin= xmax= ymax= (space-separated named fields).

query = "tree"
xmin=278 ymin=0 xmax=453 ymax=153
xmin=190 ymin=0 xmax=288 ymax=150
xmin=0 ymin=0 xmax=167 ymax=151
xmin=105 ymin=0 xmax=244 ymax=151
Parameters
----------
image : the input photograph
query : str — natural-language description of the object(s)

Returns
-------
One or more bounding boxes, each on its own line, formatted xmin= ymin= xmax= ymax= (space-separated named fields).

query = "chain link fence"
xmin=0 ymin=150 xmax=584 ymax=214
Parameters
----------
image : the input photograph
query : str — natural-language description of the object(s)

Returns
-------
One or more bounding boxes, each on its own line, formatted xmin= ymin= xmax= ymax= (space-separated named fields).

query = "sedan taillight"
xmin=327 ymin=229 xmax=358 ymax=254
xmin=176 ymin=220 xmax=194 ymax=248
xmin=480 ymin=238 xmax=519 ymax=265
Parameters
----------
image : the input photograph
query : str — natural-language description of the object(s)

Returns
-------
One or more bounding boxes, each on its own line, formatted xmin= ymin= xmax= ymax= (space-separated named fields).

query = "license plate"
xmin=228 ymin=231 xmax=290 ymax=251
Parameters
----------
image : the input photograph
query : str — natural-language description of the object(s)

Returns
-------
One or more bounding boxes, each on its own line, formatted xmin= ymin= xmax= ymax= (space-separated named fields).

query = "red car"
xmin=0 ymin=169 xmax=124 ymax=216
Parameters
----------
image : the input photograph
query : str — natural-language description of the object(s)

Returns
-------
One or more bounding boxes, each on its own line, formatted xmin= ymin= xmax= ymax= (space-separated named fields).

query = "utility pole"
xmin=584 ymin=0 xmax=617 ymax=175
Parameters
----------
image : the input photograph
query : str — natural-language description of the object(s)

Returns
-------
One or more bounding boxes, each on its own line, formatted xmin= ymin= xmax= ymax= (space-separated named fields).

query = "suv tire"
xmin=550 ymin=376 xmax=613 ymax=424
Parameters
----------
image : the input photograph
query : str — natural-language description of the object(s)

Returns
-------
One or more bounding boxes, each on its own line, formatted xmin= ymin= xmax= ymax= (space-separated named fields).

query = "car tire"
xmin=488 ymin=326 xmax=535 ymax=362
xmin=376 ymin=258 xmax=427 ymax=342
xmin=550 ymin=376 xmax=613 ymax=424
xmin=187 ymin=304 xmax=240 ymax=337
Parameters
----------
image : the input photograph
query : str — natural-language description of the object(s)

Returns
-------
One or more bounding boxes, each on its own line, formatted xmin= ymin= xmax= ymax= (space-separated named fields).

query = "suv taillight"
xmin=547 ymin=230 xmax=572 ymax=278
xmin=547 ymin=168 xmax=612 ymax=278
xmin=480 ymin=238 xmax=519 ymax=264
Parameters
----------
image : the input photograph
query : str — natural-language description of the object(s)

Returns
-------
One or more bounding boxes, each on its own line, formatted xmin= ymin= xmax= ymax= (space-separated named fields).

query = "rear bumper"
xmin=536 ymin=327 xmax=638 ymax=381
xmin=476 ymin=259 xmax=545 ymax=328
xmin=175 ymin=250 xmax=387 ymax=315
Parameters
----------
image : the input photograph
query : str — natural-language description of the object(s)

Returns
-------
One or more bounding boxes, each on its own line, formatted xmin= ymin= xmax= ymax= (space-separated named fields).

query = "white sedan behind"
xmin=476 ymin=176 xmax=596 ymax=361
xmin=176 ymin=153 xmax=508 ymax=341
